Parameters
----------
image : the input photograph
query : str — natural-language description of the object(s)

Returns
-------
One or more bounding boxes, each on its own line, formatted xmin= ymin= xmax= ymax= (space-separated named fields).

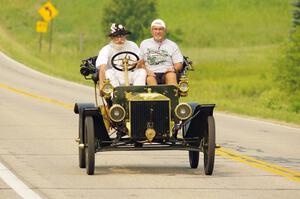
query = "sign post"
xmin=38 ymin=1 xmax=58 ymax=52
xmin=36 ymin=21 xmax=48 ymax=52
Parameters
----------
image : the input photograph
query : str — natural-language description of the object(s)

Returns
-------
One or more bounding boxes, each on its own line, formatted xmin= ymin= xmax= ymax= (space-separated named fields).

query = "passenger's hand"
xmin=136 ymin=59 xmax=145 ymax=68
xmin=166 ymin=66 xmax=176 ymax=73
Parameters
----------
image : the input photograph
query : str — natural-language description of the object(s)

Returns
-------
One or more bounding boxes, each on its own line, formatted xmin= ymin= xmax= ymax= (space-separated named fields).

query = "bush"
xmin=276 ymin=32 xmax=300 ymax=93
xmin=275 ymin=1 xmax=300 ymax=114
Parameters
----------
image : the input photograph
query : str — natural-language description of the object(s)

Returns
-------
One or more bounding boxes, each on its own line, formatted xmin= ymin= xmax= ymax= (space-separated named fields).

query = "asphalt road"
xmin=0 ymin=51 xmax=299 ymax=199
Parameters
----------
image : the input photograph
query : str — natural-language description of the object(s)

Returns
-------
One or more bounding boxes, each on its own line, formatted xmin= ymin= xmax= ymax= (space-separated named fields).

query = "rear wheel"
xmin=203 ymin=116 xmax=215 ymax=175
xmin=85 ymin=116 xmax=95 ymax=175
xmin=189 ymin=151 xmax=199 ymax=169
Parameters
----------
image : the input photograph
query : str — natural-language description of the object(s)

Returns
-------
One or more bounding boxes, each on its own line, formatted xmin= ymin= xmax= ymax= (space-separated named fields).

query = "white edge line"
xmin=0 ymin=162 xmax=42 ymax=199
xmin=215 ymin=112 xmax=300 ymax=131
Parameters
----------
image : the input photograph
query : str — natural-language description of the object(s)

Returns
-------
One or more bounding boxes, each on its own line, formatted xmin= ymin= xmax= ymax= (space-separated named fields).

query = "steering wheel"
xmin=111 ymin=51 xmax=139 ymax=71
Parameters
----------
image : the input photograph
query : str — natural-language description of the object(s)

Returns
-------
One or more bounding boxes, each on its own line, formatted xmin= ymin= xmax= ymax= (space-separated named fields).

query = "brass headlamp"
xmin=175 ymin=103 xmax=192 ymax=120
xmin=109 ymin=104 xmax=126 ymax=122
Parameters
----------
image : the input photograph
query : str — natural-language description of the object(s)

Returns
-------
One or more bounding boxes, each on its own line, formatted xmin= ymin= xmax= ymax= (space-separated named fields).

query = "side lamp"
xmin=102 ymin=79 xmax=113 ymax=99
xmin=177 ymin=75 xmax=189 ymax=97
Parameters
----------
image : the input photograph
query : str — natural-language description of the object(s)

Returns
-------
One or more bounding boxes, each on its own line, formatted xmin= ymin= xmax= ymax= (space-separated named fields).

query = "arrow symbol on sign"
xmin=45 ymin=6 xmax=52 ymax=17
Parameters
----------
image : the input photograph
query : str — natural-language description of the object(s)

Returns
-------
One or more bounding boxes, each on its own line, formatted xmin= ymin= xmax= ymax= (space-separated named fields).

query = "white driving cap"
xmin=151 ymin=19 xmax=166 ymax=28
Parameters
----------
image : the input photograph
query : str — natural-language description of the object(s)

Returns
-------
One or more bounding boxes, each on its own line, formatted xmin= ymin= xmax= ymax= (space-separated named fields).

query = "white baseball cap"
xmin=151 ymin=19 xmax=166 ymax=28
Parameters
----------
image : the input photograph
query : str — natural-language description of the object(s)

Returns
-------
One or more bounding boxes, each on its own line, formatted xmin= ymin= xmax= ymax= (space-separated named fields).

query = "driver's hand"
xmin=136 ymin=59 xmax=145 ymax=68
xmin=99 ymin=89 xmax=105 ymax=97
xmin=99 ymin=84 xmax=105 ymax=97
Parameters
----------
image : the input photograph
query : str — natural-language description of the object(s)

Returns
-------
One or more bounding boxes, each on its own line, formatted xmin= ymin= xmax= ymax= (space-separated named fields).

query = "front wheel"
xmin=85 ymin=116 xmax=95 ymax=175
xmin=203 ymin=116 xmax=215 ymax=175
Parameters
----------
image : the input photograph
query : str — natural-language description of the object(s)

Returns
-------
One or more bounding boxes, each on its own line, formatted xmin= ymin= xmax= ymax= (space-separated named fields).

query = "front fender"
xmin=183 ymin=103 xmax=215 ymax=139
xmin=74 ymin=102 xmax=95 ymax=114
xmin=75 ymin=103 xmax=110 ymax=146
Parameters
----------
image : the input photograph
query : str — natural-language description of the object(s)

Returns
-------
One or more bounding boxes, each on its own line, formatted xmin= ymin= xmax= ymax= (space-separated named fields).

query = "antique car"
xmin=74 ymin=51 xmax=216 ymax=175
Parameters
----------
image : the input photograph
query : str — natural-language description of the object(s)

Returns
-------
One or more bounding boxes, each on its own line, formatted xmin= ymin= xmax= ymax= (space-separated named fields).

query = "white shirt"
xmin=140 ymin=38 xmax=183 ymax=73
xmin=96 ymin=40 xmax=140 ymax=70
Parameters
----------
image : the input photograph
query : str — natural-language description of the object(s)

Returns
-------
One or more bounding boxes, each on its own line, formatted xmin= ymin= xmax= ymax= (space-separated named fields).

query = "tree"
xmin=274 ymin=1 xmax=300 ymax=113
xmin=102 ymin=0 xmax=157 ymax=43
xmin=292 ymin=1 xmax=300 ymax=27
xmin=276 ymin=1 xmax=300 ymax=94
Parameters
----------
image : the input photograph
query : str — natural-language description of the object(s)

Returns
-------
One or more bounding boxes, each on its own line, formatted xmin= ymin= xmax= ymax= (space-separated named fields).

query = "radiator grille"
xmin=130 ymin=100 xmax=170 ymax=140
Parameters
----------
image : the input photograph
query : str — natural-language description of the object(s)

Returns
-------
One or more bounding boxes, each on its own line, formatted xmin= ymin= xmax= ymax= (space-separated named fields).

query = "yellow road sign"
xmin=38 ymin=2 xmax=58 ymax=22
xmin=36 ymin=21 xmax=48 ymax=33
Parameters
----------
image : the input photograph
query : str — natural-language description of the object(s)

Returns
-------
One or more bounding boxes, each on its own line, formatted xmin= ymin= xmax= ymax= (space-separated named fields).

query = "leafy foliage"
xmin=277 ymin=1 xmax=300 ymax=92
xmin=277 ymin=35 xmax=300 ymax=93
xmin=275 ymin=0 xmax=300 ymax=113
xmin=102 ymin=0 xmax=157 ymax=43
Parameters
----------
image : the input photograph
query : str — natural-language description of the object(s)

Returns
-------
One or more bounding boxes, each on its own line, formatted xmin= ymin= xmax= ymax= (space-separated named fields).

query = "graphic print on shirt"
xmin=144 ymin=49 xmax=169 ymax=65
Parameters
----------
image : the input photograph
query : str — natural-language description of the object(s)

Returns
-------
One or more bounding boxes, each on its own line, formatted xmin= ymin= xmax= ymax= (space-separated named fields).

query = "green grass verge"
xmin=182 ymin=45 xmax=300 ymax=125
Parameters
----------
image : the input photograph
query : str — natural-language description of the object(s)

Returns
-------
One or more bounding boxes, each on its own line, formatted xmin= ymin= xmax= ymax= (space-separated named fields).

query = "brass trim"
xmin=170 ymin=120 xmax=175 ymax=137
xmin=100 ymin=105 xmax=110 ymax=130
xmin=130 ymin=92 xmax=170 ymax=101
xmin=145 ymin=128 xmax=156 ymax=142
xmin=125 ymin=91 xmax=133 ymax=100
xmin=126 ymin=121 xmax=131 ymax=137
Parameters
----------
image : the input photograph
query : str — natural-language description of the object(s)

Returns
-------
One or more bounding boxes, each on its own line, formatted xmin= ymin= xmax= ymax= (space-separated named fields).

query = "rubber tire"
xmin=189 ymin=151 xmax=199 ymax=169
xmin=85 ymin=116 xmax=95 ymax=175
xmin=203 ymin=116 xmax=216 ymax=175
xmin=79 ymin=112 xmax=86 ymax=168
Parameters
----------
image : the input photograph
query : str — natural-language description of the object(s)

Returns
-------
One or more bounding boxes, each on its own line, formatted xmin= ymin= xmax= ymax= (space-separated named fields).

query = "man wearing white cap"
xmin=140 ymin=19 xmax=183 ymax=85
xmin=96 ymin=23 xmax=146 ymax=95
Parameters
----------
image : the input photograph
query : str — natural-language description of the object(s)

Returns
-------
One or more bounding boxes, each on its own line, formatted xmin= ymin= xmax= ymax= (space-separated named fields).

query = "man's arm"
xmin=95 ymin=45 xmax=109 ymax=95
xmin=98 ymin=64 xmax=106 ymax=95
xmin=165 ymin=62 xmax=182 ymax=73
xmin=171 ymin=42 xmax=184 ymax=72
xmin=173 ymin=62 xmax=183 ymax=73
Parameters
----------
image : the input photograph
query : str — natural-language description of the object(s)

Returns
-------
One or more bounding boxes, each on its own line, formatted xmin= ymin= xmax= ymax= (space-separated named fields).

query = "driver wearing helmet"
xmin=96 ymin=23 xmax=146 ymax=95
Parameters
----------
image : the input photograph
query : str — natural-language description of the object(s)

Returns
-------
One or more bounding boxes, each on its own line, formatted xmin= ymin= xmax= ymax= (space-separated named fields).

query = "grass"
xmin=0 ymin=0 xmax=299 ymax=125
xmin=158 ymin=0 xmax=291 ymax=47
xmin=182 ymin=45 xmax=300 ymax=124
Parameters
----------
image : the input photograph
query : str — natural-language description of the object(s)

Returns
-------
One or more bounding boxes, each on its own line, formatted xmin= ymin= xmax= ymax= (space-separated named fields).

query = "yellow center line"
xmin=0 ymin=83 xmax=73 ymax=110
xmin=216 ymin=148 xmax=300 ymax=182
xmin=1 ymin=83 xmax=300 ymax=182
